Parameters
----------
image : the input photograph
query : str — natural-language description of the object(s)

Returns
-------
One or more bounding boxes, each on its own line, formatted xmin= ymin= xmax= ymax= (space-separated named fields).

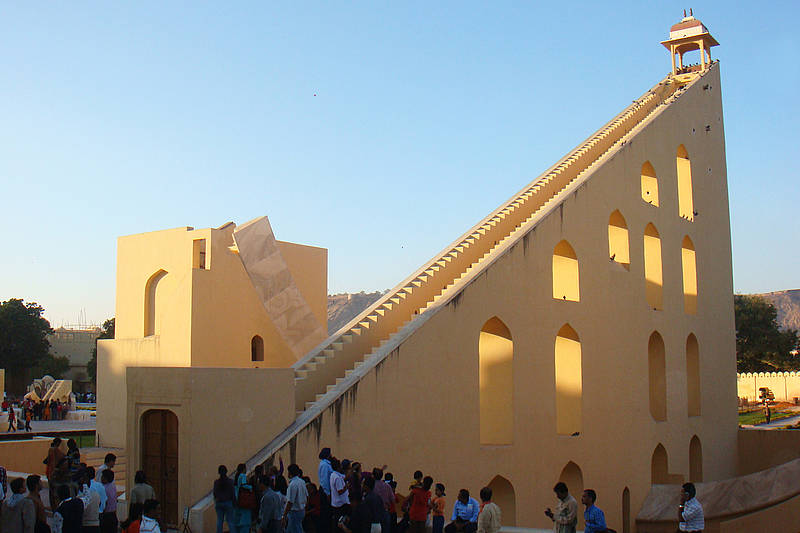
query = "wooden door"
xmin=142 ymin=410 xmax=179 ymax=526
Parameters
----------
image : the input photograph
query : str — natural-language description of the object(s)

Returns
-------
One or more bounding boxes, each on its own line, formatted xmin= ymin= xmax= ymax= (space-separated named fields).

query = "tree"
xmin=0 ymin=299 xmax=54 ymax=394
xmin=33 ymin=353 xmax=71 ymax=379
xmin=735 ymin=294 xmax=800 ymax=372
xmin=87 ymin=317 xmax=114 ymax=383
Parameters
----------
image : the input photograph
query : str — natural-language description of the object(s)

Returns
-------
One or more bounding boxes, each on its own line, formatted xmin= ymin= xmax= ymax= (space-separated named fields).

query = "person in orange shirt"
xmin=431 ymin=484 xmax=446 ymax=533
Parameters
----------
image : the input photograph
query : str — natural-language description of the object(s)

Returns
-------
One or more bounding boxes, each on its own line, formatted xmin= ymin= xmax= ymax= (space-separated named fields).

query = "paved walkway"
xmin=741 ymin=406 xmax=800 ymax=429
xmin=1 ymin=418 xmax=96 ymax=435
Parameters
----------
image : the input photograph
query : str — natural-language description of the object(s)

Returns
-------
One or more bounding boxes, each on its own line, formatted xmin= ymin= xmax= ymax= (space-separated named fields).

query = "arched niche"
xmin=689 ymin=435 xmax=703 ymax=482
xmin=643 ymin=224 xmax=663 ymax=310
xmin=558 ymin=462 xmax=584 ymax=529
xmin=648 ymin=331 xmax=667 ymax=421
xmin=682 ymin=236 xmax=698 ymax=314
xmin=479 ymin=317 xmax=513 ymax=444
xmin=651 ymin=443 xmax=669 ymax=484
xmin=622 ymin=487 xmax=631 ymax=533
xmin=144 ymin=269 xmax=168 ymax=337
xmin=251 ymin=335 xmax=265 ymax=362
xmin=608 ymin=210 xmax=630 ymax=267
xmin=487 ymin=475 xmax=516 ymax=526
xmin=677 ymin=145 xmax=694 ymax=221
xmin=686 ymin=334 xmax=701 ymax=416
xmin=641 ymin=161 xmax=659 ymax=206
xmin=553 ymin=240 xmax=580 ymax=302
xmin=555 ymin=324 xmax=582 ymax=435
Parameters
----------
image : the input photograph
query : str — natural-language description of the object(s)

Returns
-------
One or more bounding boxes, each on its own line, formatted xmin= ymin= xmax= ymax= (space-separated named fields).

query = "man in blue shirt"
xmin=317 ymin=448 xmax=333 ymax=533
xmin=581 ymin=489 xmax=607 ymax=533
xmin=444 ymin=489 xmax=480 ymax=533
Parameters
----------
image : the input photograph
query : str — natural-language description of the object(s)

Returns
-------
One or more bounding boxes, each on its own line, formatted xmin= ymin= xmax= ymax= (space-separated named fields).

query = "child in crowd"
xmin=431 ymin=484 xmax=446 ymax=533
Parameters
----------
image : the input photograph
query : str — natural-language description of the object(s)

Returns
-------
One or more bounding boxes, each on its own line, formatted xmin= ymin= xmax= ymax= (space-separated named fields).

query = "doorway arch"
xmin=142 ymin=409 xmax=179 ymax=526
xmin=479 ymin=317 xmax=513 ymax=444
xmin=487 ymin=475 xmax=516 ymax=526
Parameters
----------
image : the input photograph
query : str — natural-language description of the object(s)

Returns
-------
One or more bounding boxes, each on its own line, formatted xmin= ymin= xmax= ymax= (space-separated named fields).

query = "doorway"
xmin=141 ymin=409 xmax=179 ymax=526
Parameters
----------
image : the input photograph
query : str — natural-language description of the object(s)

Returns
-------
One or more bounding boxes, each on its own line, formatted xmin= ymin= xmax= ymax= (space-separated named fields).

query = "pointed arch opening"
xmin=553 ymin=240 xmax=580 ymax=302
xmin=641 ymin=161 xmax=659 ymax=206
xmin=681 ymin=236 xmax=698 ymax=314
xmin=144 ymin=269 xmax=168 ymax=337
xmin=687 ymin=334 xmax=701 ymax=416
xmin=480 ymin=317 xmax=513 ymax=444
xmin=651 ymin=444 xmax=669 ymax=484
xmin=608 ymin=210 xmax=630 ymax=267
xmin=648 ymin=331 xmax=667 ymax=421
xmin=677 ymin=145 xmax=694 ymax=221
xmin=555 ymin=324 xmax=582 ymax=435
xmin=622 ymin=487 xmax=631 ymax=533
xmin=487 ymin=476 xmax=516 ymax=526
xmin=559 ymin=462 xmax=584 ymax=529
xmin=251 ymin=335 xmax=265 ymax=362
xmin=643 ymin=224 xmax=663 ymax=310
xmin=689 ymin=435 xmax=703 ymax=482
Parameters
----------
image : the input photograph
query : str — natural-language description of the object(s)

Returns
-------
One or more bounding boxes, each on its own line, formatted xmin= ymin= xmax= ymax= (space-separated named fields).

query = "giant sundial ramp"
xmin=190 ymin=53 xmax=736 ymax=531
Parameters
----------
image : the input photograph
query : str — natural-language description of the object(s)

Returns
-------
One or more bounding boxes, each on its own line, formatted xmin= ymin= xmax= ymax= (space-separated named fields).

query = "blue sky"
xmin=1 ymin=2 xmax=798 ymax=326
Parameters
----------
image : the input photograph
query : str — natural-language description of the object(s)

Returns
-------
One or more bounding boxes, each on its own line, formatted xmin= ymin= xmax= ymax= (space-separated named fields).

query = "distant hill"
xmin=327 ymin=291 xmax=385 ymax=334
xmin=751 ymin=289 xmax=800 ymax=332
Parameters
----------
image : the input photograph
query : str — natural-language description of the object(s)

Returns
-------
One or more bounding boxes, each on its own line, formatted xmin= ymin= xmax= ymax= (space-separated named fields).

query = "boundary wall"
xmin=737 ymin=372 xmax=800 ymax=402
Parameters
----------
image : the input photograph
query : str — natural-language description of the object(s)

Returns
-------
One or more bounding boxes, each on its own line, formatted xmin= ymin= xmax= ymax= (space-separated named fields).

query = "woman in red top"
xmin=408 ymin=476 xmax=433 ymax=533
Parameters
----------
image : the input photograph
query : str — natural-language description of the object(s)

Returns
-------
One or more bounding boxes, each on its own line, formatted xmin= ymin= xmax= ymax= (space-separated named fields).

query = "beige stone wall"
xmin=737 ymin=372 xmax=800 ymax=403
xmin=738 ymin=429 xmax=800 ymax=475
xmin=125 ymin=367 xmax=296 ymax=515
xmin=97 ymin=223 xmax=327 ymax=448
xmin=0 ymin=438 xmax=51 ymax=475
xmin=254 ymin=65 xmax=738 ymax=531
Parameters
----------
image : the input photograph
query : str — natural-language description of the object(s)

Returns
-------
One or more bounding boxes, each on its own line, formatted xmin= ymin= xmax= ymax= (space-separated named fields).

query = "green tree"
xmin=735 ymin=294 xmax=800 ymax=372
xmin=33 ymin=353 xmax=71 ymax=379
xmin=87 ymin=317 xmax=114 ymax=383
xmin=0 ymin=299 xmax=54 ymax=394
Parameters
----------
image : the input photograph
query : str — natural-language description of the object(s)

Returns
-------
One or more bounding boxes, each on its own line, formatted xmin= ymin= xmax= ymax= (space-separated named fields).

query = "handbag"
xmin=237 ymin=486 xmax=257 ymax=510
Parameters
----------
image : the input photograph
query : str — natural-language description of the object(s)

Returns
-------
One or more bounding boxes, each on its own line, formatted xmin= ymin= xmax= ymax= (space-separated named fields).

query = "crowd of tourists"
xmin=211 ymin=447 xmax=705 ymax=533
xmin=0 ymin=439 xmax=164 ymax=533
xmin=2 ymin=398 xmax=75 ymax=433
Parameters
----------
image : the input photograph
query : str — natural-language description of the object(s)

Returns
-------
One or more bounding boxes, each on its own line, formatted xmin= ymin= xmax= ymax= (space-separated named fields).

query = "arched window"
xmin=479 ymin=317 xmax=513 ymax=444
xmin=677 ymin=145 xmax=694 ymax=221
xmin=681 ymin=236 xmax=698 ymax=314
xmin=559 ymin=462 xmax=584 ymax=530
xmin=648 ymin=331 xmax=667 ymax=421
xmin=651 ymin=444 xmax=669 ymax=484
xmin=641 ymin=161 xmax=659 ymax=206
xmin=622 ymin=487 xmax=631 ymax=533
xmin=555 ymin=324 xmax=582 ymax=435
xmin=689 ymin=436 xmax=703 ymax=482
xmin=608 ymin=210 xmax=630 ymax=267
xmin=251 ymin=335 xmax=265 ymax=362
xmin=144 ymin=270 xmax=168 ymax=337
xmin=553 ymin=240 xmax=580 ymax=302
xmin=686 ymin=334 xmax=700 ymax=416
xmin=487 ymin=476 xmax=516 ymax=526
xmin=643 ymin=224 xmax=663 ymax=310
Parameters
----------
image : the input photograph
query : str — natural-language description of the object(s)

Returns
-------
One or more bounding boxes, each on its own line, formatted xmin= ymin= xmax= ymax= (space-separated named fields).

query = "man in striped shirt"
xmin=678 ymin=483 xmax=704 ymax=532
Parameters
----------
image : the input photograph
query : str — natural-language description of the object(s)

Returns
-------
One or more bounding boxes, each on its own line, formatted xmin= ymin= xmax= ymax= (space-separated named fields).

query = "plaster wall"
xmin=0 ymin=437 xmax=51 ymax=475
xmin=97 ymin=224 xmax=326 ymax=447
xmin=255 ymin=66 xmax=736 ymax=531
xmin=737 ymin=429 xmax=800 ymax=474
xmin=125 ymin=367 xmax=295 ymax=518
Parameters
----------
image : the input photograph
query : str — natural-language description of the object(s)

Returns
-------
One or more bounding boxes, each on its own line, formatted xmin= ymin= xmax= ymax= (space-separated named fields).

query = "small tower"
xmin=661 ymin=10 xmax=719 ymax=75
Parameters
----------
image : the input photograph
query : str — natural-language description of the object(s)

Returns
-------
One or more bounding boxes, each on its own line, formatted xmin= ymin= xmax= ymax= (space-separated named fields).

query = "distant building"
xmin=48 ymin=326 xmax=101 ymax=392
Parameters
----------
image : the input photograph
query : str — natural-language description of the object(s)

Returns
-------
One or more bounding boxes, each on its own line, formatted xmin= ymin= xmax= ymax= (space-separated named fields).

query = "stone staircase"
xmin=292 ymin=72 xmax=692 ymax=415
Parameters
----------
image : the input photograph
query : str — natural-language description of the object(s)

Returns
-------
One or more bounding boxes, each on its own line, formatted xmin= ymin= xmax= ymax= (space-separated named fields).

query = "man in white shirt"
xmin=678 ymin=483 xmax=704 ymax=532
xmin=282 ymin=464 xmax=309 ymax=533
xmin=329 ymin=458 xmax=350 ymax=527
xmin=140 ymin=499 xmax=162 ymax=533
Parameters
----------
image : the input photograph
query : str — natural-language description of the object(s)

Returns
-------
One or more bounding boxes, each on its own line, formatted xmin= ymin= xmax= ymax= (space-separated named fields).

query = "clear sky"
xmin=1 ymin=1 xmax=798 ymax=327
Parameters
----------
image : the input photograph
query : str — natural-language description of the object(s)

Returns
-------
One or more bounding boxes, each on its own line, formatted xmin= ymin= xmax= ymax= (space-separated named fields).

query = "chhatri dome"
xmin=661 ymin=9 xmax=719 ymax=75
